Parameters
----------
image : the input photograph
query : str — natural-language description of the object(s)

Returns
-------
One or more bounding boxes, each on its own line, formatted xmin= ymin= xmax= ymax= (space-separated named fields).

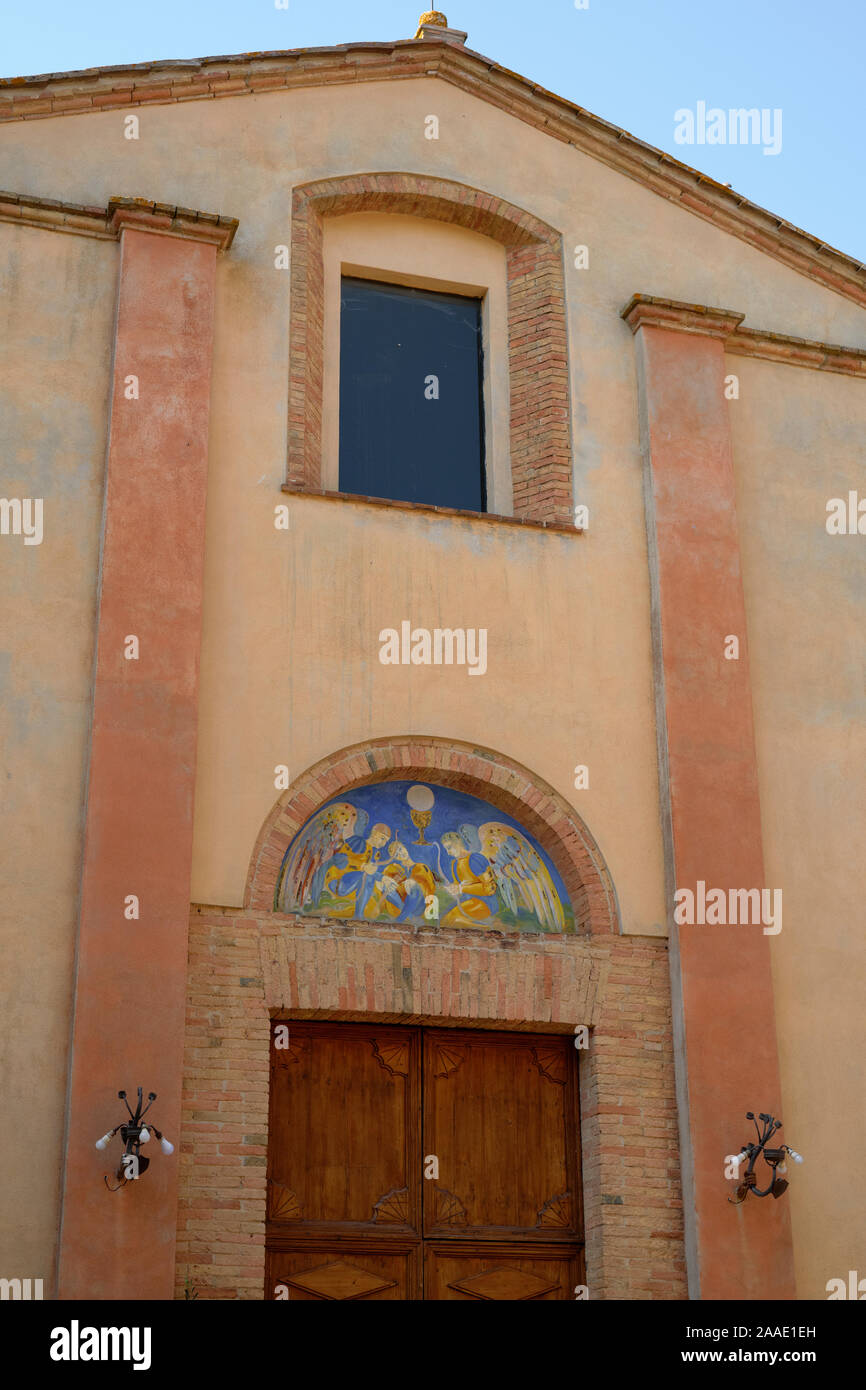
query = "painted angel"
xmin=478 ymin=822 xmax=566 ymax=932
xmin=275 ymin=801 xmax=366 ymax=913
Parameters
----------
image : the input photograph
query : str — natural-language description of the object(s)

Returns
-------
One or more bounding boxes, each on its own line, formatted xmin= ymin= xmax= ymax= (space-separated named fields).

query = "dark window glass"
xmin=339 ymin=276 xmax=485 ymax=511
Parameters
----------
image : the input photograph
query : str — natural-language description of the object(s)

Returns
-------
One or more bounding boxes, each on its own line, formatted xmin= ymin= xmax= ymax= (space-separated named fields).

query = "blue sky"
xmin=2 ymin=0 xmax=864 ymax=261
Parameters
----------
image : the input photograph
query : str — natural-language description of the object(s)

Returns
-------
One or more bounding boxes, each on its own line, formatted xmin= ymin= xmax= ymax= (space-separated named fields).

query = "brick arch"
xmin=246 ymin=735 xmax=619 ymax=934
xmin=288 ymin=171 xmax=572 ymax=524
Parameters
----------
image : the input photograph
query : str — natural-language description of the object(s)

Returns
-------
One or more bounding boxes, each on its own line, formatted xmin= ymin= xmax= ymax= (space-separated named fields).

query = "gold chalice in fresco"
xmin=406 ymin=784 xmax=435 ymax=844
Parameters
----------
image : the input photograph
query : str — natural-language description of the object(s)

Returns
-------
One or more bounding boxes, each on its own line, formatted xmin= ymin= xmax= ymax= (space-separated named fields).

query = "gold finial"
xmin=413 ymin=10 xmax=467 ymax=43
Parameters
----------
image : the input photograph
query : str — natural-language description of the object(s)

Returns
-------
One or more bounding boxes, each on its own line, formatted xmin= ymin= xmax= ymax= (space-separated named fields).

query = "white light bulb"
xmin=95 ymin=1131 xmax=114 ymax=1151
xmin=139 ymin=1127 xmax=150 ymax=1143
xmin=787 ymin=1147 xmax=804 ymax=1164
xmin=160 ymin=1136 xmax=175 ymax=1156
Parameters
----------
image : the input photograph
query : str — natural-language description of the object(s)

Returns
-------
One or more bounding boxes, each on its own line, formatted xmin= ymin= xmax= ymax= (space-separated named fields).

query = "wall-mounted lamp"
xmin=728 ymin=1111 xmax=803 ymax=1204
xmin=96 ymin=1087 xmax=175 ymax=1190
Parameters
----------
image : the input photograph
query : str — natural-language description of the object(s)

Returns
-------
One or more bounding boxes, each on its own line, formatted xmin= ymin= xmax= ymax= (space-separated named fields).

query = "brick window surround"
xmin=288 ymin=173 xmax=573 ymax=524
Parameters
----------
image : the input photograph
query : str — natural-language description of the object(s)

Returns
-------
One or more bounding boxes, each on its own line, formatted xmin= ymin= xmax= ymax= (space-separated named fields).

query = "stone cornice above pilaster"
xmin=622 ymin=293 xmax=866 ymax=377
xmin=621 ymin=293 xmax=745 ymax=339
xmin=0 ymin=188 xmax=238 ymax=249
xmin=107 ymin=195 xmax=238 ymax=249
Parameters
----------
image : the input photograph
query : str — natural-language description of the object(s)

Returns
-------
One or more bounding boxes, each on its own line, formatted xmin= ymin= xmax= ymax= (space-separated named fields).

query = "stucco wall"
xmin=728 ymin=357 xmax=866 ymax=1299
xmin=2 ymin=83 xmax=863 ymax=936
xmin=0 ymin=70 xmax=864 ymax=1294
xmin=0 ymin=223 xmax=115 ymax=1290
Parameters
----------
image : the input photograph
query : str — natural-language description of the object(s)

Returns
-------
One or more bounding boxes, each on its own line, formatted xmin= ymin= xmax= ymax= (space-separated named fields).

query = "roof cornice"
xmin=2 ymin=38 xmax=865 ymax=311
xmin=621 ymin=294 xmax=866 ymax=376
xmin=0 ymin=189 xmax=238 ymax=248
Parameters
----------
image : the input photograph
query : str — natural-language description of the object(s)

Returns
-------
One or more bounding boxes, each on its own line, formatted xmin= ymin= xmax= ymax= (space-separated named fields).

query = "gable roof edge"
xmin=1 ymin=37 xmax=864 ymax=312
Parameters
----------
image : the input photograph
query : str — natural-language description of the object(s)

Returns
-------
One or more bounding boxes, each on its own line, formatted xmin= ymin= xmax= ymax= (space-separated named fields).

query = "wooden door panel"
xmin=267 ymin=1242 xmax=421 ymax=1301
xmin=423 ymin=1030 xmax=578 ymax=1239
xmin=266 ymin=1022 xmax=583 ymax=1299
xmin=268 ymin=1022 xmax=420 ymax=1233
xmin=424 ymin=1242 xmax=582 ymax=1301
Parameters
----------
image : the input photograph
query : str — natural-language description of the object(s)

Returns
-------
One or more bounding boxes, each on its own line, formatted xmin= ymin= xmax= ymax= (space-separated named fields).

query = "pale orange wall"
xmin=728 ymin=357 xmax=866 ymax=1299
xmin=0 ymin=224 xmax=116 ymax=1291
xmin=1 ymin=74 xmax=864 ymax=1293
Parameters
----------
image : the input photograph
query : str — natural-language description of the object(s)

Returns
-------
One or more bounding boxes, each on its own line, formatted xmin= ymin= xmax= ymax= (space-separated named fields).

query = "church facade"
xmin=1 ymin=11 xmax=864 ymax=1301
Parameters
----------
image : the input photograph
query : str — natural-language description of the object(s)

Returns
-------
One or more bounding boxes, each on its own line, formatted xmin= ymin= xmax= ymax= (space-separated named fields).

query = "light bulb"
xmin=160 ymin=1136 xmax=175 ymax=1156
xmin=786 ymin=1147 xmax=804 ymax=1164
xmin=95 ymin=1131 xmax=114 ymax=1151
xmin=139 ymin=1127 xmax=150 ymax=1143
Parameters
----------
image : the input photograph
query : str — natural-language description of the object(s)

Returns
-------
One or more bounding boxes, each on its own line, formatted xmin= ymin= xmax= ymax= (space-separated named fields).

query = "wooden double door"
xmin=266 ymin=1021 xmax=584 ymax=1300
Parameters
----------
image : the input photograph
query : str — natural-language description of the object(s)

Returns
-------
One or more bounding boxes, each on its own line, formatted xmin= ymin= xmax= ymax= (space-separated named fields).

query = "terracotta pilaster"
xmin=623 ymin=294 xmax=795 ymax=1301
xmin=58 ymin=201 xmax=234 ymax=1300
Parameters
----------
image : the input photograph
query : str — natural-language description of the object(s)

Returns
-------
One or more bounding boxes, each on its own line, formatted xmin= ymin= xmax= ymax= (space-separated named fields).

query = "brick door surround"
xmin=177 ymin=737 xmax=686 ymax=1300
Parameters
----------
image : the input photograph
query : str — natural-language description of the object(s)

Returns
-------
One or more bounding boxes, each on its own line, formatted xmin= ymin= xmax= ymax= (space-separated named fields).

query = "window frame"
xmin=320 ymin=211 xmax=511 ymax=513
xmin=336 ymin=271 xmax=488 ymax=513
